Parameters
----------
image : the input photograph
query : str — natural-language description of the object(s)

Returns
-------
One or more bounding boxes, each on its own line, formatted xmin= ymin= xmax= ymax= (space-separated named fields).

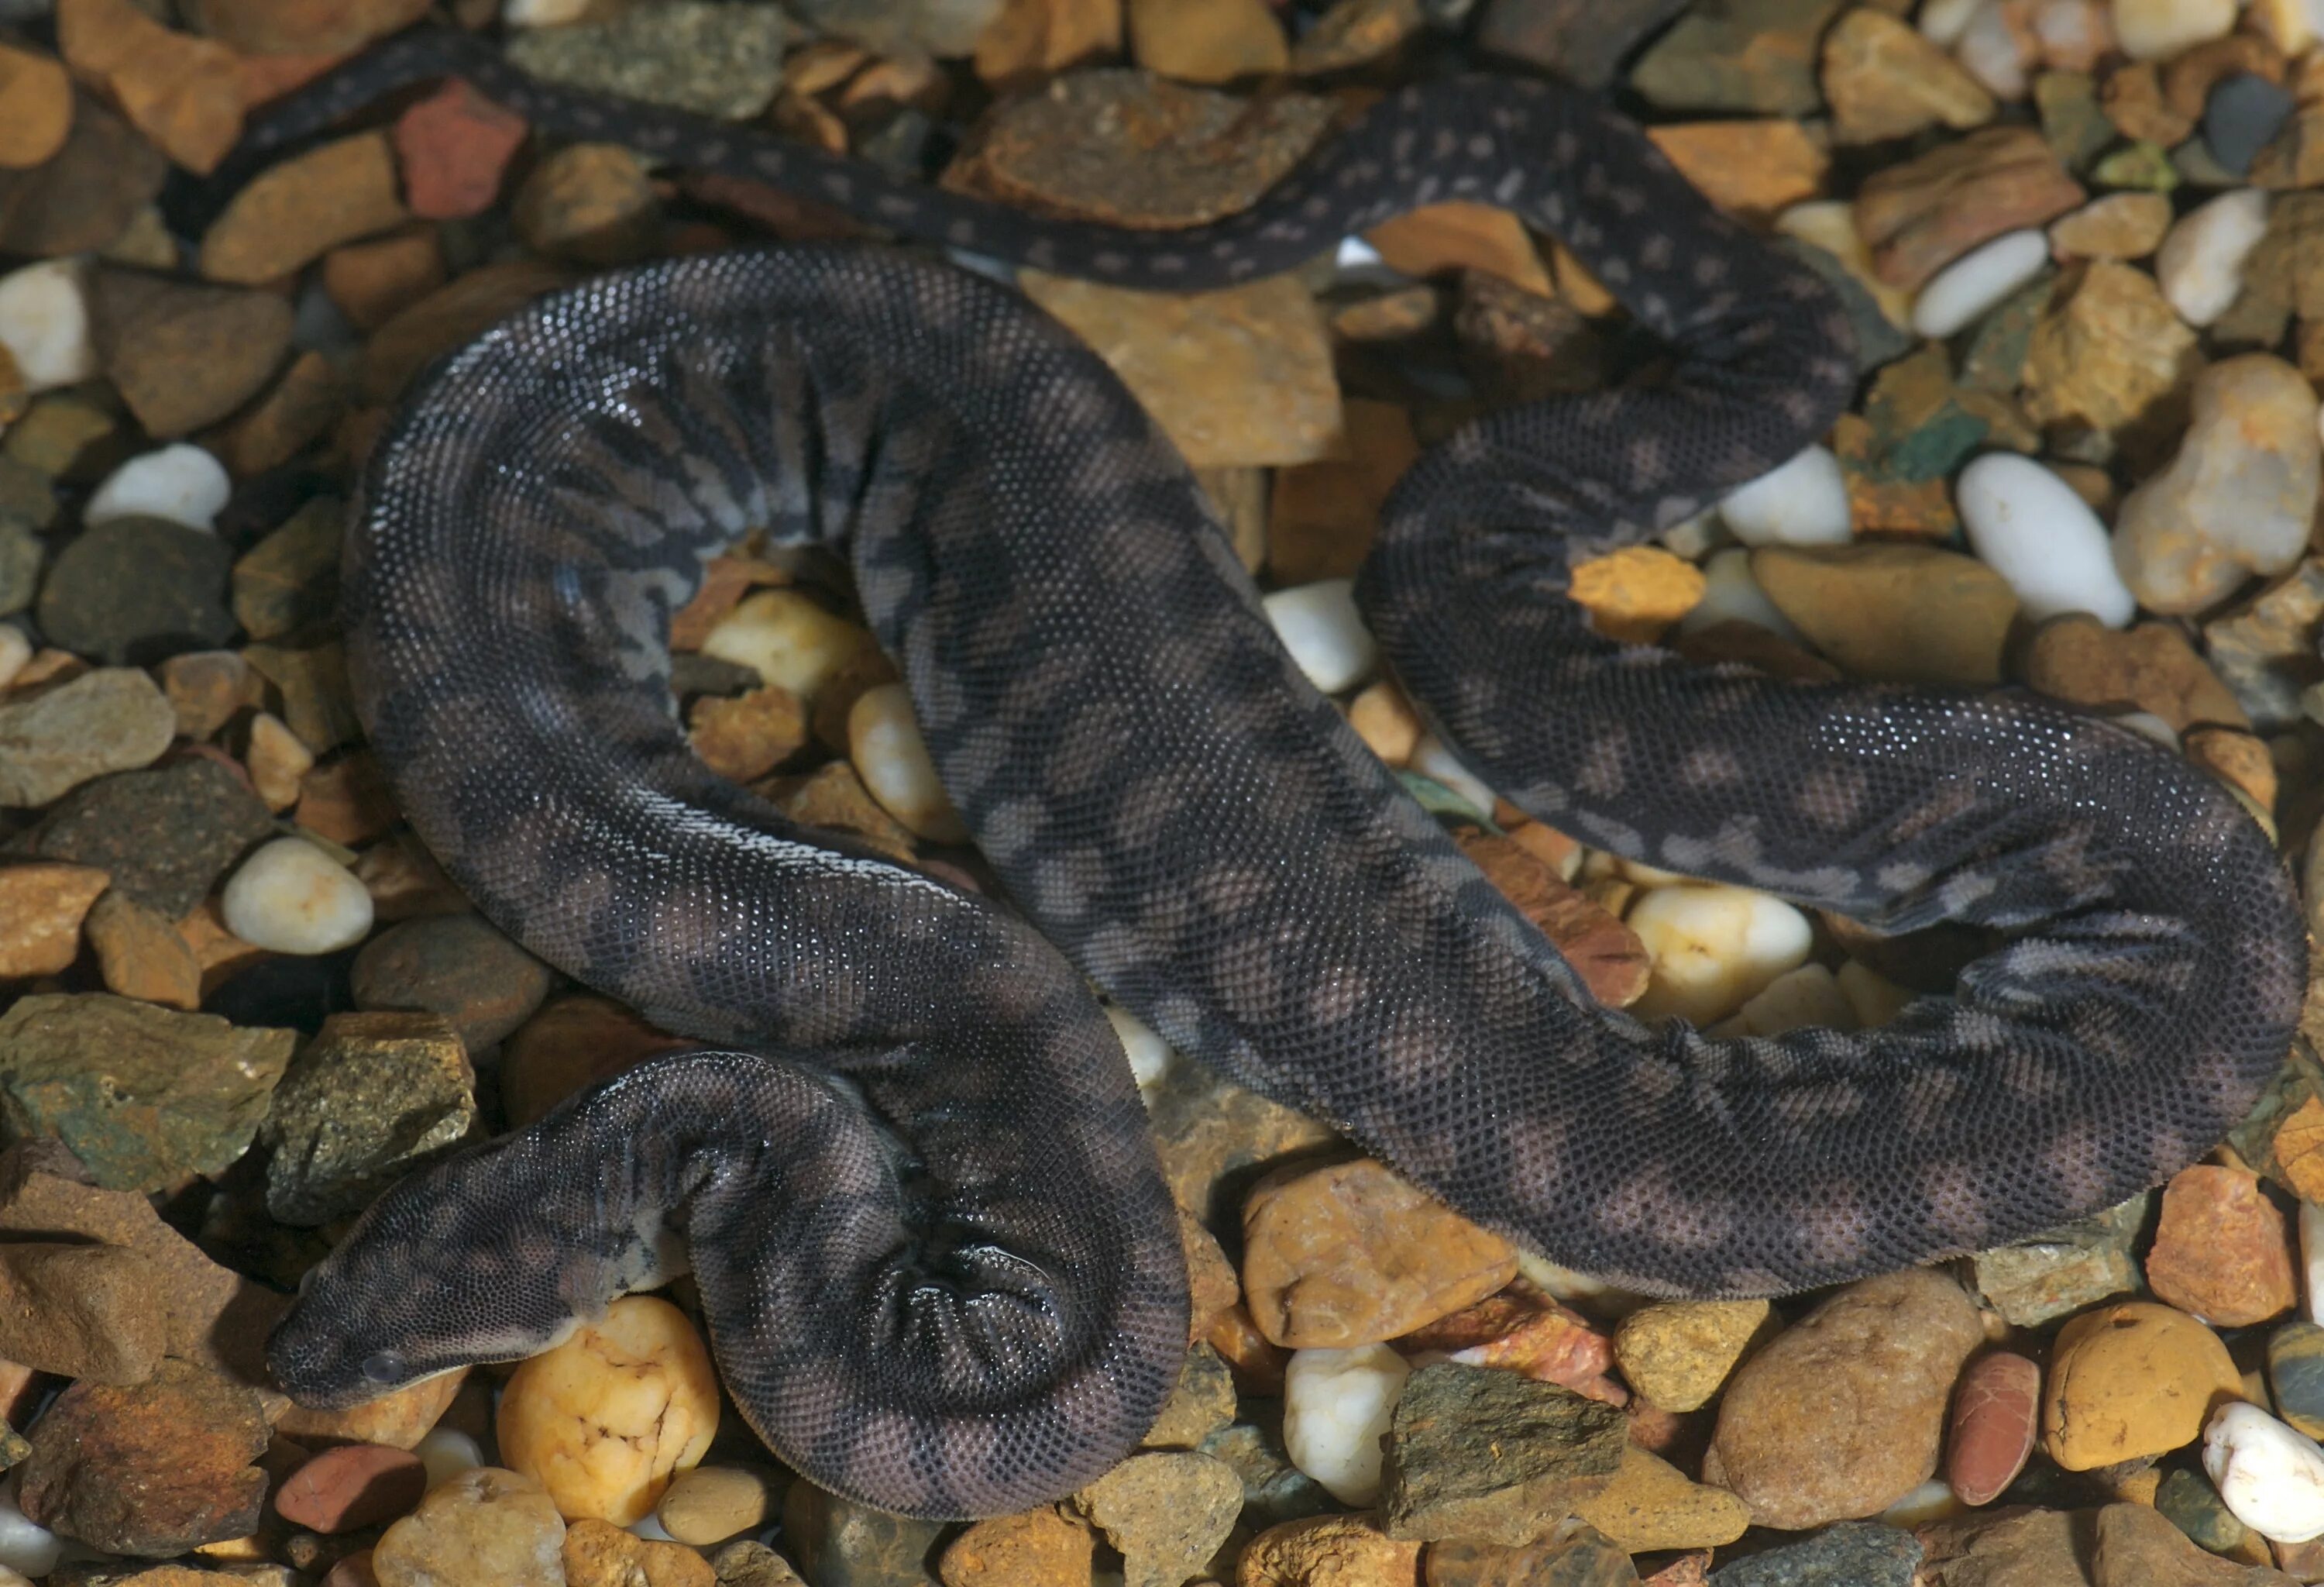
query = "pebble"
xmin=351 ymin=914 xmax=555 ymax=1052
xmin=416 ymin=1427 xmax=486 ymax=1486
xmin=19 ymin=755 xmax=274 ymax=919
xmin=0 ymin=862 xmax=107 ymax=976
xmin=564 ymin=1517 xmax=716 ymax=1587
xmin=277 ymin=1365 xmax=469 ymax=1453
xmin=246 ymin=712 xmax=314 ymax=812
xmin=1613 ymin=1299 xmax=1770 ymax=1413
xmin=394 ymin=79 xmax=530 ymax=222
xmin=1628 ymin=0 xmax=1839 ymax=116
xmin=58 ymin=0 xmax=245 ymax=174
xmin=1625 ymin=883 xmax=1812 ymax=1028
xmin=2205 ymin=1402 xmax=2324 ymax=1544
xmin=1261 ymin=580 xmax=1377 ymax=696
xmin=1570 ymin=1444 xmax=1751 ymax=1553
xmin=0 ymin=1492 xmax=55 ymax=1583
xmin=193 ymin=0 xmax=430 ymax=53
xmin=261 ymin=1010 xmax=476 ymax=1225
xmin=199 ymin=130 xmax=410 ymax=287
xmin=1855 ymin=126 xmax=2085 ymax=291
xmin=372 ymin=1466 xmax=567 ymax=1587
xmin=1646 ymin=121 xmax=1834 ymax=227
xmin=1126 ymin=0 xmax=1287 ymax=81
xmin=1705 ymin=1269 xmax=1983 ymax=1530
xmin=1716 ymin=444 xmax=1851 ymax=547
xmin=1946 ymin=1351 xmax=2039 ymax=1506
xmin=1821 ymin=6 xmax=1996 ymax=143
xmin=2156 ymin=1462 xmax=2258 ymax=1557
xmin=2051 ymin=191 xmax=2175 ymax=259
xmin=0 ymin=93 xmax=167 ymax=258
xmin=504 ymin=1 xmax=789 ymax=119
xmin=1282 ymin=1343 xmax=1411 ymax=1505
xmin=1910 ymin=229 xmax=2049 ymax=340
xmin=0 ymin=42 xmax=69 ymax=170
xmin=2042 ymin=1300 xmax=2243 ymax=1468
xmin=0 ymin=259 xmax=91 ymax=394
xmin=17 ymin=1358 xmax=269 ymax=1556
xmin=1072 ymin=1450 xmax=1242 ymax=1587
xmin=847 ymin=681 xmax=966 ymax=845
xmin=2145 ymin=1164 xmax=2298 ymax=1327
xmin=511 ymin=143 xmax=665 ymax=268
xmin=1238 ymin=1513 xmax=1420 ymax=1585
xmin=35 ymin=514 xmax=237 ymax=665
xmin=1680 ymin=550 xmax=1804 ymax=643
xmin=0 ymin=624 xmax=26 ymax=690
xmin=781 ymin=1485 xmax=948 ymax=1587
xmin=0 ymin=1239 xmax=163 ymax=1381
xmin=221 ymin=836 xmax=376 ymax=955
xmin=498 ymin=1294 xmax=720 ymax=1524
xmin=689 ymin=683 xmax=807 ymax=783
xmin=2209 ymin=73 xmax=2298 ymax=177
xmin=0 ymin=666 xmax=176 ymax=807
xmin=2022 ymin=614 xmax=2246 ymax=732
xmin=2276 ymin=1322 xmax=2324 ymax=1440
xmin=709 ymin=1540 xmax=808 ymax=1587
xmin=1147 ymin=1344 xmax=1239 ymax=1449
xmin=84 ymin=442 xmax=231 ymax=532
xmin=158 ymin=649 xmax=260 ymax=740
xmin=2113 ymin=0 xmax=2237 ymax=60
xmin=1241 ymin=1157 xmax=1515 ymax=1348
xmin=274 ymin=1444 xmax=430 ymax=1534
xmin=2157 ymin=189 xmax=2273 ymax=327
xmin=701 ymin=588 xmax=878 ymax=704
xmin=88 ymin=268 xmax=294 ymax=439
xmin=1752 ymin=542 xmax=2019 ymax=685
xmin=1398 ymin=1282 xmax=1623 ymax=1405
xmin=232 ymin=496 xmax=343 ymax=642
xmin=2117 ymin=354 xmax=2320 ymax=616
xmin=0 ymin=992 xmax=294 ymax=1192
xmin=1378 ymin=1362 xmax=1624 ymax=1544
xmin=1707 ymin=1520 xmax=1922 ymax=1586
xmin=658 ymin=1464 xmax=779 ymax=1547
xmin=2020 ymin=258 xmax=2199 ymax=448
xmin=1954 ymin=453 xmax=2137 ymax=626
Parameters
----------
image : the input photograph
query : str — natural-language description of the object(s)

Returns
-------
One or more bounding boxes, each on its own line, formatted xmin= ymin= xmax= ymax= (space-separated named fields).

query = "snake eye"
xmin=359 ymin=1350 xmax=407 ymax=1385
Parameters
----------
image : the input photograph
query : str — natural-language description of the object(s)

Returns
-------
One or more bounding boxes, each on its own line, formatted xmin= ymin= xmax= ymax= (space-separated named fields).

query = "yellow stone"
xmin=1571 ymin=1444 xmax=1751 ymax=1552
xmin=1364 ymin=201 xmax=1553 ymax=296
xmin=1648 ymin=121 xmax=1832 ymax=223
xmin=0 ymin=43 xmax=72 ymax=170
xmin=1125 ymin=0 xmax=1286 ymax=83
xmin=0 ymin=862 xmax=109 ymax=976
xmin=498 ymin=1296 xmax=719 ymax=1524
xmin=85 ymin=890 xmax=202 ymax=1010
xmin=2041 ymin=1301 xmax=2243 ymax=1471
xmin=1569 ymin=546 xmax=1707 ymax=644
xmin=1751 ymin=542 xmax=2019 ymax=686
xmin=1613 ymin=1298 xmax=1772 ymax=1413
xmin=200 ymin=129 xmax=409 ymax=285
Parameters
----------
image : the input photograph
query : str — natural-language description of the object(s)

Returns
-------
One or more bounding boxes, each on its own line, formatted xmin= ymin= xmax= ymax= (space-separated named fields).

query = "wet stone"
xmin=1378 ymin=1362 xmax=1626 ymax=1545
xmin=1946 ymin=1351 xmax=2040 ymax=1508
xmin=2206 ymin=562 xmax=2324 ymax=733
xmin=564 ymin=1518 xmax=717 ymax=1587
xmin=242 ymin=640 xmax=361 ymax=756
xmin=504 ymin=0 xmax=790 ymax=119
xmin=372 ymin=1465 xmax=566 ymax=1587
xmin=10 ymin=755 xmax=273 ymax=917
xmin=0 ymin=666 xmax=175 ymax=807
xmin=1428 ymin=1521 xmax=1641 ymax=1585
xmin=1968 ymin=1192 xmax=2147 ymax=1327
xmin=88 ymin=270 xmax=293 ymax=440
xmin=712 ymin=1542 xmax=810 ymax=1587
xmin=1073 ymin=1451 xmax=1242 ymax=1587
xmin=1628 ymin=0 xmax=1846 ymax=115
xmin=1706 ymin=1520 xmax=1921 ymax=1585
xmin=0 ymin=95 xmax=167 ymax=258
xmin=2044 ymin=1301 xmax=2242 ymax=1470
xmin=232 ymin=497 xmax=342 ymax=643
xmin=1200 ymin=1413 xmax=1338 ymax=1530
xmin=35 ymin=516 xmax=235 ymax=666
xmin=2144 ymin=1164 xmax=2298 ymax=1327
xmin=273 ymin=1444 xmax=430 ymax=1535
xmin=1854 ymin=126 xmax=2085 ymax=291
xmin=349 ymin=914 xmax=554 ymax=1053
xmin=781 ymin=1484 xmax=949 ymax=1586
xmin=260 ymin=1010 xmax=476 ymax=1226
xmin=0 ymin=862 xmax=107 ymax=976
xmin=2270 ymin=1322 xmax=2324 ymax=1440
xmin=19 ymin=1359 xmax=269 ymax=1558
xmin=1143 ymin=1344 xmax=1239 ymax=1449
xmin=2157 ymin=1464 xmax=2257 ymax=1558
xmin=2020 ymin=258 xmax=2201 ymax=453
xmin=1473 ymin=0 xmax=1689 ymax=88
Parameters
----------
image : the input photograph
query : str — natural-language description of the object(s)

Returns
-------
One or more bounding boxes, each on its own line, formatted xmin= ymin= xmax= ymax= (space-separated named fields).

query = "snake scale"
xmin=232 ymin=26 xmax=2309 ymax=1519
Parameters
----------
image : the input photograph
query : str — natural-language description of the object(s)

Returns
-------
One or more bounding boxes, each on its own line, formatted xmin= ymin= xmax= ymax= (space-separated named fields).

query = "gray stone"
xmin=0 ymin=667 xmax=177 ymax=808
xmin=1968 ymin=1192 xmax=2148 ymax=1327
xmin=1710 ymin=1520 xmax=1922 ymax=1586
xmin=260 ymin=1011 xmax=477 ymax=1226
xmin=1476 ymin=0 xmax=1690 ymax=88
xmin=0 ymin=519 xmax=38 ymax=616
xmin=1379 ymin=1362 xmax=1626 ymax=1545
xmin=10 ymin=755 xmax=274 ymax=917
xmin=1631 ymin=0 xmax=1849 ymax=116
xmin=505 ymin=1 xmax=789 ymax=119
xmin=36 ymin=516 xmax=236 ymax=666
xmin=780 ymin=1483 xmax=945 ymax=1586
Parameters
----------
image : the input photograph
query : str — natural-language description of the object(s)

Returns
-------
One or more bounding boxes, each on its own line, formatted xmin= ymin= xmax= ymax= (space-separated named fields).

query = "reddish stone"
xmin=1945 ymin=1351 xmax=2039 ymax=1506
xmin=392 ymin=78 xmax=528 ymax=221
xmin=2144 ymin=1165 xmax=2298 ymax=1327
xmin=18 ymin=1359 xmax=269 ymax=1555
xmin=273 ymin=1443 xmax=428 ymax=1534
xmin=1396 ymin=1281 xmax=1628 ymax=1406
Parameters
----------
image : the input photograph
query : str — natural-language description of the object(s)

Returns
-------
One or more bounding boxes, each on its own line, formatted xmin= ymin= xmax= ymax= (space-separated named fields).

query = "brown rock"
xmin=1752 ymin=542 xmax=2019 ymax=686
xmin=184 ymin=0 xmax=430 ymax=55
xmin=973 ymin=0 xmax=1121 ymax=88
xmin=91 ymin=267 xmax=292 ymax=438
xmin=359 ymin=256 xmax=572 ymax=405
xmin=0 ymin=43 xmax=74 ymax=170
xmin=2206 ymin=561 xmax=2324 ymax=732
xmin=1365 ymin=202 xmax=1552 ymax=296
xmin=1240 ymin=1512 xmax=1423 ymax=1586
xmin=322 ymin=228 xmax=446 ymax=333
xmin=0 ymin=862 xmax=108 ymax=977
xmin=2186 ymin=728 xmax=2276 ymax=818
xmin=372 ymin=1465 xmax=566 ymax=1586
xmin=277 ymin=1365 xmax=468 ymax=1450
xmin=2144 ymin=1165 xmax=2298 ymax=1327
xmin=0 ymin=91 xmax=167 ymax=256
xmin=393 ymin=77 xmax=528 ymax=221
xmin=201 ymin=128 xmax=407 ymax=284
xmin=1855 ymin=126 xmax=2085 ymax=291
xmin=1647 ymin=120 xmax=1830 ymax=224
xmin=296 ymin=752 xmax=401 ymax=848
xmin=1125 ymin=0 xmax=1286 ymax=82
xmin=1380 ymin=1364 xmax=1625 ymax=1545
xmin=218 ymin=349 xmax=349 ymax=477
xmin=1917 ymin=1506 xmax=2092 ymax=1585
xmin=1946 ymin=1351 xmax=2039 ymax=1507
xmin=2042 ymin=1301 xmax=2242 ymax=1470
xmin=1707 ymin=1269 xmax=1984 ymax=1529
xmin=158 ymin=649 xmax=263 ymax=741
xmin=1291 ymin=0 xmax=1422 ymax=74
xmin=503 ymin=993 xmax=690 ymax=1128
xmin=1428 ymin=1523 xmax=1642 ymax=1585
xmin=1453 ymin=830 xmax=1648 ymax=1009
xmin=1566 ymin=1444 xmax=1748 ymax=1554
xmin=2022 ymin=616 xmax=2248 ymax=733
xmin=939 ymin=1506 xmax=1095 ymax=1586
xmin=1822 ymin=7 xmax=1996 ymax=143
xmin=273 ymin=1443 xmax=428 ymax=1534
xmin=564 ymin=1516 xmax=717 ymax=1587
xmin=2021 ymin=259 xmax=2199 ymax=449
xmin=246 ymin=710 xmax=313 ymax=808
xmin=1021 ymin=270 xmax=1339 ymax=468
xmin=511 ymin=143 xmax=664 ymax=267
xmin=1180 ymin=1204 xmax=1239 ymax=1345
xmin=657 ymin=1464 xmax=780 ymax=1548
xmin=1614 ymin=1300 xmax=1772 ymax=1414
xmin=350 ymin=913 xmax=554 ymax=1052
xmin=2102 ymin=60 xmax=2192 ymax=145
xmin=57 ymin=0 xmax=245 ymax=174
xmin=1242 ymin=1157 xmax=1517 ymax=1348
xmin=1072 ymin=1450 xmax=1243 ymax=1587
xmin=2092 ymin=1500 xmax=2298 ymax=1587
xmin=689 ymin=683 xmax=810 ymax=783
xmin=670 ymin=556 xmax=791 ymax=653
xmin=19 ymin=1358 xmax=270 ymax=1555
xmin=2049 ymin=191 xmax=2173 ymax=260
xmin=1267 ymin=400 xmax=1419 ymax=584
xmin=85 ymin=889 xmax=203 ymax=1010
xmin=1397 ymin=1279 xmax=1624 ymax=1405
xmin=0 ymin=1240 xmax=166 ymax=1382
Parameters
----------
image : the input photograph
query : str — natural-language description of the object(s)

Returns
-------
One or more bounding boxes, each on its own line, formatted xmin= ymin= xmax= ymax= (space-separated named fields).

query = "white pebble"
xmin=1678 ymin=548 xmax=1804 ymax=643
xmin=1954 ymin=0 xmax=2031 ymax=98
xmin=1716 ymin=445 xmax=1851 ymax=547
xmin=847 ymin=682 xmax=967 ymax=845
xmin=2156 ymin=190 xmax=2271 ymax=329
xmin=701 ymin=589 xmax=875 ymax=704
xmin=2304 ymin=1200 xmax=2324 ymax=1326
xmin=1409 ymin=732 xmax=1495 ymax=819
xmin=0 ymin=259 xmax=94 ymax=394
xmin=1911 ymin=230 xmax=2049 ymax=338
xmin=1954 ymin=453 xmax=2137 ymax=626
xmin=0 ymin=1482 xmax=58 ymax=1579
xmin=1627 ymin=883 xmax=1813 ymax=1028
xmin=1919 ymin=0 xmax=1989 ymax=46
xmin=2205 ymin=1402 xmax=2324 ymax=1544
xmin=1263 ymin=580 xmax=1377 ymax=695
xmin=1283 ymin=1344 xmax=1411 ymax=1506
xmin=1105 ymin=1005 xmax=1174 ymax=1090
xmin=84 ymin=443 xmax=232 ymax=532
xmin=2111 ymin=0 xmax=2236 ymax=60
xmin=219 ymin=837 xmax=376 ymax=955
xmin=415 ymin=1427 xmax=484 ymax=1488
xmin=0 ymin=626 xmax=28 ymax=693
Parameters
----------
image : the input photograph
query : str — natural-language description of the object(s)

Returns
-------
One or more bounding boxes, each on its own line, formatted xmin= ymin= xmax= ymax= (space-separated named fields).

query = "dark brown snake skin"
xmin=242 ymin=28 xmax=2309 ymax=1519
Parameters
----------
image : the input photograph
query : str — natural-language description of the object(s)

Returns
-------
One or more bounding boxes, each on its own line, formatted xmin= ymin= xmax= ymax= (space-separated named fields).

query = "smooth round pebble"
xmin=0 ymin=1485 xmax=59 ymax=1579
xmin=220 ymin=837 xmax=376 ymax=955
xmin=700 ymin=588 xmax=875 ymax=704
xmin=2205 ymin=1402 xmax=2324 ymax=1544
xmin=0 ymin=259 xmax=93 ymax=393
xmin=1911 ymin=229 xmax=2048 ymax=339
xmin=1946 ymin=1351 xmax=2039 ymax=1506
xmin=1626 ymin=883 xmax=1813 ymax=1027
xmin=1282 ymin=1344 xmax=1411 ymax=1506
xmin=84 ymin=443 xmax=232 ymax=532
xmin=497 ymin=1294 xmax=719 ymax=1526
xmin=657 ymin=1464 xmax=778 ymax=1547
xmin=1263 ymin=579 xmax=1377 ymax=694
xmin=373 ymin=1467 xmax=567 ymax=1587
xmin=0 ymin=626 xmax=28 ymax=693
xmin=1106 ymin=1004 xmax=1174 ymax=1089
xmin=275 ymin=1443 xmax=429 ymax=1534
xmin=1679 ymin=548 xmax=1803 ymax=641
xmin=1409 ymin=732 xmax=1495 ymax=818
xmin=2044 ymin=1302 xmax=2240 ymax=1469
xmin=1953 ymin=2 xmax=2028 ymax=98
xmin=1716 ymin=444 xmax=1851 ymax=547
xmin=415 ymin=1427 xmax=484 ymax=1488
xmin=2156 ymin=190 xmax=2271 ymax=329
xmin=2111 ymin=0 xmax=2236 ymax=60
xmin=1954 ymin=453 xmax=2136 ymax=627
xmin=847 ymin=682 xmax=967 ymax=844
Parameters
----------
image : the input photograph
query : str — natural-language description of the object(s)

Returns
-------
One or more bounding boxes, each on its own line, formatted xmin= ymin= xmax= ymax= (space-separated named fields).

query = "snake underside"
xmin=252 ymin=29 xmax=2308 ymax=1519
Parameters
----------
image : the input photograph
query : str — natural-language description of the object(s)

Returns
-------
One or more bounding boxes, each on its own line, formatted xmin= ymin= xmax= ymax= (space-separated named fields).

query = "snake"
xmin=234 ymin=26 xmax=2309 ymax=1520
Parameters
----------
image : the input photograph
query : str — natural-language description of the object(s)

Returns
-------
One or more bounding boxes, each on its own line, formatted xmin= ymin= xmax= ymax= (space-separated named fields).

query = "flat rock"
xmin=1428 ymin=1522 xmax=1641 ymax=1585
xmin=2021 ymin=259 xmax=2200 ymax=452
xmin=393 ymin=79 xmax=528 ymax=222
xmin=1072 ymin=1451 xmax=1241 ymax=1587
xmin=1474 ymin=0 xmax=1689 ymax=88
xmin=1709 ymin=1520 xmax=1920 ymax=1585
xmin=1946 ymin=1352 xmax=2040 ymax=1507
xmin=0 ymin=992 xmax=294 ymax=1193
xmin=1822 ymin=7 xmax=1996 ymax=143
xmin=1570 ymin=1444 xmax=1750 ymax=1553
xmin=88 ymin=270 xmax=292 ymax=439
xmin=199 ymin=131 xmax=409 ymax=287
xmin=2022 ymin=617 xmax=2248 ymax=733
xmin=1751 ymin=542 xmax=2019 ymax=685
xmin=372 ymin=1466 xmax=566 ymax=1587
xmin=1629 ymin=0 xmax=1846 ymax=115
xmin=10 ymin=755 xmax=273 ymax=917
xmin=0 ymin=862 xmax=108 ymax=976
xmin=501 ymin=0 xmax=786 ymax=118
xmin=232 ymin=496 xmax=342 ymax=642
xmin=1854 ymin=126 xmax=2085 ymax=291
xmin=273 ymin=1444 xmax=428 ymax=1534
xmin=1613 ymin=1299 xmax=1770 ymax=1413
xmin=350 ymin=914 xmax=554 ymax=1052
xmin=1378 ymin=1362 xmax=1626 ymax=1544
xmin=2042 ymin=1301 xmax=2242 ymax=1470
xmin=0 ymin=94 xmax=167 ymax=257
xmin=2091 ymin=1500 xmax=2298 ymax=1587
xmin=0 ymin=41 xmax=71 ymax=170
xmin=36 ymin=516 xmax=236 ymax=666
xmin=937 ymin=1506 xmax=1092 ymax=1587
xmin=58 ymin=0 xmax=246 ymax=175
xmin=1967 ymin=1193 xmax=2147 ymax=1327
xmin=0 ymin=667 xmax=175 ymax=807
xmin=0 ymin=1239 xmax=164 ymax=1382
xmin=2144 ymin=1165 xmax=2298 ymax=1327
xmin=260 ymin=1010 xmax=476 ymax=1226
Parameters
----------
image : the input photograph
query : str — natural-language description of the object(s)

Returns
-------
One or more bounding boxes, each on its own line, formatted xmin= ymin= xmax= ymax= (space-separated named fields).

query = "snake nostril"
xmin=359 ymin=1350 xmax=407 ymax=1384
